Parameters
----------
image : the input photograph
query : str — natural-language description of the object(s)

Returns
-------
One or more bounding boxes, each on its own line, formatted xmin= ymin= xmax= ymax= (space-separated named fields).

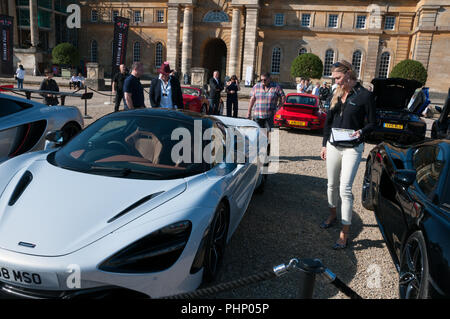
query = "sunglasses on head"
xmin=332 ymin=62 xmax=351 ymax=70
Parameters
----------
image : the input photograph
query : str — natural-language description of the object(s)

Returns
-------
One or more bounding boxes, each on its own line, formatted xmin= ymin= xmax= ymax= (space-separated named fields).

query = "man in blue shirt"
xmin=124 ymin=62 xmax=146 ymax=109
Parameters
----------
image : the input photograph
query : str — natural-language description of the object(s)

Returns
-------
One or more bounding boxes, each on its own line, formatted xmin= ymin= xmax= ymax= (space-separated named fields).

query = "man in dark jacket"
xmin=39 ymin=68 xmax=59 ymax=106
xmin=150 ymin=62 xmax=183 ymax=109
xmin=112 ymin=64 xmax=129 ymax=112
xmin=208 ymin=70 xmax=224 ymax=115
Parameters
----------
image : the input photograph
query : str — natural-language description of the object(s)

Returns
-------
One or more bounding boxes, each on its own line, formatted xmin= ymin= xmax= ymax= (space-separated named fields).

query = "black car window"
xmin=413 ymin=145 xmax=445 ymax=197
xmin=0 ymin=98 xmax=30 ymax=118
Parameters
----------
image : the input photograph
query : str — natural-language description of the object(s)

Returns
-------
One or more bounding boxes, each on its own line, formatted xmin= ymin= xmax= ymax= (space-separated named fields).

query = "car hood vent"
xmin=8 ymin=171 xmax=33 ymax=206
xmin=107 ymin=191 xmax=165 ymax=223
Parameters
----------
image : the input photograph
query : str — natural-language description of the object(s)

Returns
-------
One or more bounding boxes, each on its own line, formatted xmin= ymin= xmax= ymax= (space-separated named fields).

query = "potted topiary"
xmin=389 ymin=59 xmax=428 ymax=86
xmin=51 ymin=42 xmax=80 ymax=79
xmin=291 ymin=53 xmax=324 ymax=81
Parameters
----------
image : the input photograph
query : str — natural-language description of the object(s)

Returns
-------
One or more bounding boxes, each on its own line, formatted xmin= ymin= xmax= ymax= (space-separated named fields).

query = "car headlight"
xmin=99 ymin=221 xmax=192 ymax=273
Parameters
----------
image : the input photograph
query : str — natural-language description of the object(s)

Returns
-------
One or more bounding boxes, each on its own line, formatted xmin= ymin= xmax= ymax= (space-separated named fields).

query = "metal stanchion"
xmin=83 ymin=86 xmax=92 ymax=119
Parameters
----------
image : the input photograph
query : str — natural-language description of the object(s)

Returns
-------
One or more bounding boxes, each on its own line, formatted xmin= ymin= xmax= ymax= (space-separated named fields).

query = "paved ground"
xmin=1 ymin=86 xmax=439 ymax=299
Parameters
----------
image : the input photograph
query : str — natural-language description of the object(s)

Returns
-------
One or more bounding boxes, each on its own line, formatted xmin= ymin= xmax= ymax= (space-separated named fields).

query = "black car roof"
xmin=106 ymin=108 xmax=216 ymax=123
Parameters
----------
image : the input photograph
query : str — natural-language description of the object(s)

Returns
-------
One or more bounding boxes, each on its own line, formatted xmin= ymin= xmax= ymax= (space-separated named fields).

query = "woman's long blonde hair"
xmin=330 ymin=60 xmax=358 ymax=110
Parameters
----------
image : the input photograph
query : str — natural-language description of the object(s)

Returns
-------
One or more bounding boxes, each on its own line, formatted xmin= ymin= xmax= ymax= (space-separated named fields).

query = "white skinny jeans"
xmin=326 ymin=141 xmax=364 ymax=226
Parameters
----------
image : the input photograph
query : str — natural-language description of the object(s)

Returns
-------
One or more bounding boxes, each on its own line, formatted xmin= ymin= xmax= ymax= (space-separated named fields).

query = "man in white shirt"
xmin=149 ymin=62 xmax=183 ymax=109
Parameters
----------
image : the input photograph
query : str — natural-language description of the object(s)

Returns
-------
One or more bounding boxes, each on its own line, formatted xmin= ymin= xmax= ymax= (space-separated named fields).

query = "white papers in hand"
xmin=331 ymin=128 xmax=357 ymax=142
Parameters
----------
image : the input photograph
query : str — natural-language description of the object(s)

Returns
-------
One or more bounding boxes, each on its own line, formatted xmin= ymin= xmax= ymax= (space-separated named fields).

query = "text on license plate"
xmin=383 ymin=123 xmax=403 ymax=129
xmin=288 ymin=120 xmax=307 ymax=126
xmin=0 ymin=266 xmax=58 ymax=288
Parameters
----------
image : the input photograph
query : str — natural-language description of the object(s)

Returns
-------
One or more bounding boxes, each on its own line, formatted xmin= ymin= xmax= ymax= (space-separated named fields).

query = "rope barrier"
xmin=159 ymin=258 xmax=363 ymax=300
xmin=86 ymin=86 xmax=114 ymax=97
xmin=162 ymin=270 xmax=277 ymax=299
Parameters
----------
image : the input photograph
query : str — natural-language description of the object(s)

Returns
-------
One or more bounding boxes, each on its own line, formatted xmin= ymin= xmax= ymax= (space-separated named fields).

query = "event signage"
xmin=111 ymin=16 xmax=130 ymax=78
xmin=0 ymin=15 xmax=13 ymax=76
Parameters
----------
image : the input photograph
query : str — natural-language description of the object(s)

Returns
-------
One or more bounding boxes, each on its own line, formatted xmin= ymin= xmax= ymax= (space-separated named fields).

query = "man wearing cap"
xmin=39 ymin=68 xmax=60 ymax=106
xmin=124 ymin=62 xmax=146 ymax=109
xmin=150 ymin=62 xmax=183 ymax=109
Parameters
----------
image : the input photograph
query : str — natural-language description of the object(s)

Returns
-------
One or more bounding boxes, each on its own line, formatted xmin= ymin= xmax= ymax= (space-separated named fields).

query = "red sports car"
xmin=181 ymin=86 xmax=209 ymax=114
xmin=274 ymin=93 xmax=326 ymax=130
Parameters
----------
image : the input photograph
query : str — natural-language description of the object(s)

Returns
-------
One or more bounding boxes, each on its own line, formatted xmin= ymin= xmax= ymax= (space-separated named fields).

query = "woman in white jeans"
xmin=320 ymin=60 xmax=376 ymax=250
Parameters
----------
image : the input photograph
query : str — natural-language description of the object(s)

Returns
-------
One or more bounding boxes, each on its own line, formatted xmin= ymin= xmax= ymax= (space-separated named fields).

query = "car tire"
xmin=399 ymin=231 xmax=430 ymax=299
xmin=203 ymin=201 xmax=229 ymax=283
xmin=61 ymin=122 xmax=81 ymax=145
xmin=361 ymin=158 xmax=375 ymax=211
xmin=431 ymin=121 xmax=438 ymax=139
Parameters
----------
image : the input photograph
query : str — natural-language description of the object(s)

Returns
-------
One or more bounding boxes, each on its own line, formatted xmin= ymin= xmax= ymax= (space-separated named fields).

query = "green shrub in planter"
xmin=52 ymin=42 xmax=80 ymax=67
xmin=389 ymin=59 xmax=427 ymax=86
xmin=291 ymin=53 xmax=323 ymax=80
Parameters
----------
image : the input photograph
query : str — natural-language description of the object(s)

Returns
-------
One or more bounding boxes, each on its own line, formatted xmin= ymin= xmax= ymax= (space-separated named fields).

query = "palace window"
xmin=157 ymin=10 xmax=165 ymax=23
xmin=378 ymin=52 xmax=391 ymax=78
xmin=384 ymin=16 xmax=396 ymax=30
xmin=133 ymin=42 xmax=141 ymax=62
xmin=90 ymin=40 xmax=98 ymax=62
xmin=271 ymin=47 xmax=281 ymax=74
xmin=328 ymin=14 xmax=338 ymax=28
xmin=274 ymin=13 xmax=285 ymax=26
xmin=352 ymin=50 xmax=362 ymax=79
xmin=155 ymin=42 xmax=163 ymax=68
xmin=91 ymin=9 xmax=98 ymax=22
xmin=134 ymin=11 xmax=141 ymax=23
xmin=323 ymin=49 xmax=335 ymax=77
xmin=356 ymin=15 xmax=366 ymax=29
xmin=301 ymin=13 xmax=311 ymax=27
xmin=203 ymin=10 xmax=229 ymax=23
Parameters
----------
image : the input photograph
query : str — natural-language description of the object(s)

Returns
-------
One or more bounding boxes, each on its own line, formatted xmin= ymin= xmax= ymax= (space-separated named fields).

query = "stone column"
xmin=181 ymin=5 xmax=193 ymax=78
xmin=228 ymin=6 xmax=241 ymax=78
xmin=49 ymin=0 xmax=56 ymax=49
xmin=166 ymin=4 xmax=180 ymax=70
xmin=362 ymin=36 xmax=381 ymax=85
xmin=412 ymin=5 xmax=439 ymax=70
xmin=8 ymin=0 xmax=18 ymax=46
xmin=242 ymin=6 xmax=259 ymax=85
xmin=29 ymin=0 xmax=39 ymax=47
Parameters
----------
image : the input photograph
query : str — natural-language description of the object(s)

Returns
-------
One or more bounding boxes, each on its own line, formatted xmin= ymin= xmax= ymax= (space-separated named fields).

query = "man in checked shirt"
xmin=247 ymin=72 xmax=286 ymax=136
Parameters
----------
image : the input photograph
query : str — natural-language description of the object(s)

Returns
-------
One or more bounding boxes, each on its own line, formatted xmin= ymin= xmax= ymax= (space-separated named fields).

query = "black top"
xmin=149 ymin=76 xmax=183 ymax=109
xmin=226 ymin=82 xmax=238 ymax=97
xmin=39 ymin=78 xmax=59 ymax=106
xmin=123 ymin=75 xmax=145 ymax=108
xmin=209 ymin=77 xmax=224 ymax=101
xmin=322 ymin=83 xmax=376 ymax=147
xmin=113 ymin=71 xmax=129 ymax=93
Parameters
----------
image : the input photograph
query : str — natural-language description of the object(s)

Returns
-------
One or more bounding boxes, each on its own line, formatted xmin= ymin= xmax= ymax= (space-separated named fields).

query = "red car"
xmin=274 ymin=93 xmax=326 ymax=130
xmin=181 ymin=86 xmax=209 ymax=114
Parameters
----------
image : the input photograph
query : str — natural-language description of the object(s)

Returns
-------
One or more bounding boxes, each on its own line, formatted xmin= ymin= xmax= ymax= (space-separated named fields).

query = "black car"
xmin=366 ymin=78 xmax=426 ymax=144
xmin=362 ymin=139 xmax=450 ymax=298
xmin=431 ymin=88 xmax=450 ymax=139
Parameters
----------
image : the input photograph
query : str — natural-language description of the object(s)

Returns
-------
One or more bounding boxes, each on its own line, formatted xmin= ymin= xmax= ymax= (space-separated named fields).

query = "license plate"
xmin=288 ymin=120 xmax=307 ymax=127
xmin=0 ymin=265 xmax=59 ymax=289
xmin=383 ymin=123 xmax=403 ymax=130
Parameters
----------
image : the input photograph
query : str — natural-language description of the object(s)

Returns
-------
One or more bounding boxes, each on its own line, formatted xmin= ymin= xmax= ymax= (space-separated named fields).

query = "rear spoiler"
xmin=0 ymin=87 xmax=93 ymax=106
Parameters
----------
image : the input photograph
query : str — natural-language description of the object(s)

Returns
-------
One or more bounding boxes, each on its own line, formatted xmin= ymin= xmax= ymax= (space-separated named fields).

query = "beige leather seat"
xmin=125 ymin=130 xmax=162 ymax=164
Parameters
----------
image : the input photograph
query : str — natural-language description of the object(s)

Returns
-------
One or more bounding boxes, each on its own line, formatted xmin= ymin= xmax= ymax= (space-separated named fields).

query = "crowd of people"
xmin=11 ymin=57 xmax=377 ymax=250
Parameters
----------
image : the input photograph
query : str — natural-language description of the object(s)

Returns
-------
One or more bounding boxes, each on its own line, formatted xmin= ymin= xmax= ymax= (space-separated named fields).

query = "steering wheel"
xmin=106 ymin=140 xmax=129 ymax=153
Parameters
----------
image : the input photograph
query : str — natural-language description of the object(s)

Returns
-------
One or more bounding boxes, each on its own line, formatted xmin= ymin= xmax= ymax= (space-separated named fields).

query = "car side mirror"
xmin=45 ymin=130 xmax=64 ymax=146
xmin=435 ymin=106 xmax=442 ymax=113
xmin=393 ymin=169 xmax=416 ymax=188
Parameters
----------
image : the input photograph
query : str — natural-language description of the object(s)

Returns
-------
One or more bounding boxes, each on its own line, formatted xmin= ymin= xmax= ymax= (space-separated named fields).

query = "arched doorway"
xmin=202 ymin=38 xmax=227 ymax=82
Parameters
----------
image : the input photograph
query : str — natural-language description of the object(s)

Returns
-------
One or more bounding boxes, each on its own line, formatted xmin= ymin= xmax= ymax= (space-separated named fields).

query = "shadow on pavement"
xmin=213 ymin=172 xmax=366 ymax=299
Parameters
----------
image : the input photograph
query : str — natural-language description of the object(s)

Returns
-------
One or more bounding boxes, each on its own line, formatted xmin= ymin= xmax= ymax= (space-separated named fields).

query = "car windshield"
xmin=49 ymin=115 xmax=211 ymax=180
xmin=286 ymin=95 xmax=316 ymax=106
xmin=182 ymin=88 xmax=200 ymax=96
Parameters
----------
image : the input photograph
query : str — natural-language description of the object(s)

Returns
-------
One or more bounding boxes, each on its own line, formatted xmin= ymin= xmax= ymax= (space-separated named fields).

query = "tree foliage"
xmin=291 ymin=53 xmax=324 ymax=79
xmin=389 ymin=59 xmax=428 ymax=86
xmin=52 ymin=43 xmax=80 ymax=66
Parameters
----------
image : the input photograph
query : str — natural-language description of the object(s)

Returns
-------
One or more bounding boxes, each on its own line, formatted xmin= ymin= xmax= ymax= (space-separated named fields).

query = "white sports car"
xmin=0 ymin=109 xmax=268 ymax=299
xmin=0 ymin=93 xmax=84 ymax=163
